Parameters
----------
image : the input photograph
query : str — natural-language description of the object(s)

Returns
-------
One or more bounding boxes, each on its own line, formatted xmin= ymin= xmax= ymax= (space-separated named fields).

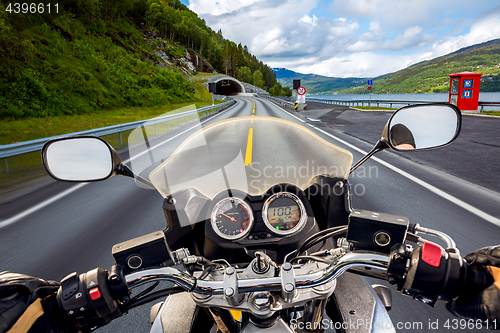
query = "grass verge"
xmin=482 ymin=111 xmax=500 ymax=116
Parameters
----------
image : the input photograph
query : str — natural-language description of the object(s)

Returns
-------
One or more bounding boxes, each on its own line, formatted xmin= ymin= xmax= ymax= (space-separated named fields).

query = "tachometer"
xmin=211 ymin=197 xmax=254 ymax=240
xmin=262 ymin=192 xmax=307 ymax=235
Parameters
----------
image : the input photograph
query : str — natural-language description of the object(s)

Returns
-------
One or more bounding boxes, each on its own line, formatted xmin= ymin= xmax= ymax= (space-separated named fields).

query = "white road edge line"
xmin=261 ymin=98 xmax=305 ymax=123
xmin=308 ymin=123 xmax=500 ymax=227
xmin=0 ymin=184 xmax=87 ymax=229
xmin=0 ymin=102 xmax=239 ymax=229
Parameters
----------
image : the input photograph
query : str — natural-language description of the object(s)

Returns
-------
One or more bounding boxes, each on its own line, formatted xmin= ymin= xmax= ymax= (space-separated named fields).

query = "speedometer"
xmin=211 ymin=197 xmax=254 ymax=240
xmin=262 ymin=192 xmax=307 ymax=235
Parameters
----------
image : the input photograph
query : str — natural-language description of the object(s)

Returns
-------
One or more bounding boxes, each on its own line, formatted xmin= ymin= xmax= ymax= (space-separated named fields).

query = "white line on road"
xmin=308 ymin=124 xmax=500 ymax=227
xmin=0 ymin=184 xmax=87 ymax=229
xmin=0 ymin=102 xmax=239 ymax=229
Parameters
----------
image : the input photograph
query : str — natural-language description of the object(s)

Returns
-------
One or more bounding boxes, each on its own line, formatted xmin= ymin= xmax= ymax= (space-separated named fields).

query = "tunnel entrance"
xmin=215 ymin=78 xmax=245 ymax=95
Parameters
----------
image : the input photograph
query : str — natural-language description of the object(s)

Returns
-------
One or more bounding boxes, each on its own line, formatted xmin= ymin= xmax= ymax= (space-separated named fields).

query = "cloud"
xmin=428 ymin=15 xmax=500 ymax=59
xmin=329 ymin=0 xmax=470 ymax=27
xmin=189 ymin=0 xmax=264 ymax=16
xmin=276 ymin=52 xmax=417 ymax=78
xmin=188 ymin=0 xmax=500 ymax=78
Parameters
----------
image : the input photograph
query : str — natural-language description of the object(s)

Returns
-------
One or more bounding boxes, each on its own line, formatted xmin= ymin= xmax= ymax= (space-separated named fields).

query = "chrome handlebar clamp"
xmin=224 ymin=266 xmax=244 ymax=306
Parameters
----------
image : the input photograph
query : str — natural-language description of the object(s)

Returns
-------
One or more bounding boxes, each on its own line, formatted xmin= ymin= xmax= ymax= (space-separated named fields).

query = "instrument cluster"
xmin=208 ymin=186 xmax=310 ymax=244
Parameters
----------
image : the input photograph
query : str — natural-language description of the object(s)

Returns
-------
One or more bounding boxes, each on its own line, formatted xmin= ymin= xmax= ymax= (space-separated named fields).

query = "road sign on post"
xmin=367 ymin=80 xmax=373 ymax=106
xmin=297 ymin=87 xmax=306 ymax=103
xmin=293 ymin=79 xmax=301 ymax=90
xmin=297 ymin=86 xmax=306 ymax=104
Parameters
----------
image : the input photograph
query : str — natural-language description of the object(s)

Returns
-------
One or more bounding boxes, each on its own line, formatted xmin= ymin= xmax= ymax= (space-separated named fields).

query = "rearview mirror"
xmin=42 ymin=136 xmax=121 ymax=182
xmin=383 ymin=104 xmax=461 ymax=151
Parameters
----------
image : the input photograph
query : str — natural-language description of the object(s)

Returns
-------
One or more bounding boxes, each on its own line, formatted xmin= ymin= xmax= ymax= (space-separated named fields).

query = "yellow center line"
xmin=244 ymin=128 xmax=254 ymax=166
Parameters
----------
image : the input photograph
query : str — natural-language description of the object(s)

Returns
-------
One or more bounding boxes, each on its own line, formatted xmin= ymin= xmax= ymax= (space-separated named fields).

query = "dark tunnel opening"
xmin=215 ymin=79 xmax=244 ymax=95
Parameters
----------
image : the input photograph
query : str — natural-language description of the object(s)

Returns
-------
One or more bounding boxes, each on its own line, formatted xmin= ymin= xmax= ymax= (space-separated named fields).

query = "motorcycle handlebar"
xmin=125 ymin=252 xmax=390 ymax=294
xmin=55 ymin=243 xmax=494 ymax=331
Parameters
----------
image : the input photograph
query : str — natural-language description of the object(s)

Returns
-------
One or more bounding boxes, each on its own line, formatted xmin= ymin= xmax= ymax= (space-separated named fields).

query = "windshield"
xmin=149 ymin=116 xmax=353 ymax=199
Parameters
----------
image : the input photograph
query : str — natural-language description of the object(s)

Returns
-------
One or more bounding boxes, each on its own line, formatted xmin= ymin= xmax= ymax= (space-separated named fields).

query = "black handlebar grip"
xmin=458 ymin=263 xmax=494 ymax=299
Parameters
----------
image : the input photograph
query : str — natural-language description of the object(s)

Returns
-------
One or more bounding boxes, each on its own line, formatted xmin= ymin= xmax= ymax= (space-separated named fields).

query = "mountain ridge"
xmin=274 ymin=38 xmax=500 ymax=94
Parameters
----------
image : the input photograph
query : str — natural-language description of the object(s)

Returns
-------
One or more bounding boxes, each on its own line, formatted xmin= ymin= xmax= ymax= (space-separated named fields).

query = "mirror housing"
xmin=350 ymin=103 xmax=461 ymax=174
xmin=382 ymin=103 xmax=461 ymax=152
xmin=42 ymin=136 xmax=122 ymax=182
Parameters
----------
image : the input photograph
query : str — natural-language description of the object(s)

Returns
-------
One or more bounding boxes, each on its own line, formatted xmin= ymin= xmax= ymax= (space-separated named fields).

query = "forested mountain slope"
xmin=0 ymin=0 xmax=277 ymax=119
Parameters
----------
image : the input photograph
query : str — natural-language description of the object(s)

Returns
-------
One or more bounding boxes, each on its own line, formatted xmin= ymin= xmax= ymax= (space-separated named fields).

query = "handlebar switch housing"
xmin=386 ymin=243 xmax=411 ymax=289
xmin=402 ymin=242 xmax=465 ymax=305
xmin=57 ymin=268 xmax=125 ymax=331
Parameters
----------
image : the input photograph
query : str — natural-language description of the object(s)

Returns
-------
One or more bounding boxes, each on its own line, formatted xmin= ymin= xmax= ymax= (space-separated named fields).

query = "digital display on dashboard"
xmin=263 ymin=193 xmax=307 ymax=235
xmin=267 ymin=205 xmax=300 ymax=230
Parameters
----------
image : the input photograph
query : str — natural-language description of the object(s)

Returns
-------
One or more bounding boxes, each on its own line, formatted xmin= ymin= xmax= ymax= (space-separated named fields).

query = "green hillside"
xmin=341 ymin=39 xmax=500 ymax=94
xmin=0 ymin=0 xmax=277 ymax=120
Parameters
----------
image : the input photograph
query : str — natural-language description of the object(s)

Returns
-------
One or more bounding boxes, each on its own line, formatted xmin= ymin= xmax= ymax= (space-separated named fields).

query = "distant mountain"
xmin=341 ymin=38 xmax=500 ymax=94
xmin=273 ymin=68 xmax=368 ymax=94
xmin=275 ymin=38 xmax=500 ymax=95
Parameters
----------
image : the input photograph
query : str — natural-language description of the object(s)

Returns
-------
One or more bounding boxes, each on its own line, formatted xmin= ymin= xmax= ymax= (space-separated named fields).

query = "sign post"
xmin=297 ymin=86 xmax=306 ymax=104
xmin=367 ymin=80 xmax=373 ymax=107
xmin=208 ymin=82 xmax=216 ymax=106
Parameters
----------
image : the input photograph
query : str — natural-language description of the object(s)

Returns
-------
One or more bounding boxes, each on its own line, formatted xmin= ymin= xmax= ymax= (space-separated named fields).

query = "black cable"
xmin=295 ymin=227 xmax=347 ymax=258
xmin=199 ymin=265 xmax=218 ymax=280
xmin=290 ymin=255 xmax=333 ymax=265
xmin=129 ymin=281 xmax=159 ymax=303
xmin=297 ymin=226 xmax=344 ymax=255
xmin=125 ymin=287 xmax=185 ymax=310
xmin=295 ymin=226 xmax=347 ymax=257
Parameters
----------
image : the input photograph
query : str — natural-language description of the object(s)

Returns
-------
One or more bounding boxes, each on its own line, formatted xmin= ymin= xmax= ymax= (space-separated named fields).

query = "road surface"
xmin=0 ymin=96 xmax=499 ymax=332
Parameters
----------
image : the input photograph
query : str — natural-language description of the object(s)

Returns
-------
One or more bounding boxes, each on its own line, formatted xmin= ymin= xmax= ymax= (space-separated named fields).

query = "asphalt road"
xmin=0 ymin=97 xmax=499 ymax=332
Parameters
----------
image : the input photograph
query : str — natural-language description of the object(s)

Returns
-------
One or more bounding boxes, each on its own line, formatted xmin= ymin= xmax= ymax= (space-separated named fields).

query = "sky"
xmin=178 ymin=0 xmax=500 ymax=78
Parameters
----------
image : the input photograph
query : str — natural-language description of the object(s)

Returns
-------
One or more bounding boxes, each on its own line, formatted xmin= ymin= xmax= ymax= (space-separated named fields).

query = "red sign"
xmin=367 ymin=86 xmax=372 ymax=90
xmin=297 ymin=86 xmax=306 ymax=95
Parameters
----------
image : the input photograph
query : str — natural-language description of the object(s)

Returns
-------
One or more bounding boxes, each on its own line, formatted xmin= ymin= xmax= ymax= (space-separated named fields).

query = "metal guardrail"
xmin=307 ymin=97 xmax=500 ymax=112
xmin=306 ymin=98 xmax=436 ymax=108
xmin=478 ymin=102 xmax=500 ymax=112
xmin=0 ymin=100 xmax=235 ymax=159
xmin=258 ymin=94 xmax=296 ymax=110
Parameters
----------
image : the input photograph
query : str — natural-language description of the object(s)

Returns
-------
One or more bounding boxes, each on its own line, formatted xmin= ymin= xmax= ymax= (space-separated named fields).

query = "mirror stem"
xmin=349 ymin=139 xmax=389 ymax=175
xmin=116 ymin=164 xmax=156 ymax=190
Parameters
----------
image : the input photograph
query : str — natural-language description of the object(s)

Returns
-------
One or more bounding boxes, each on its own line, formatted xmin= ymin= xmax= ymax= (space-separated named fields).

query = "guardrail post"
xmin=119 ymin=132 xmax=122 ymax=145
xmin=155 ymin=124 xmax=158 ymax=135
xmin=2 ymin=158 xmax=8 ymax=173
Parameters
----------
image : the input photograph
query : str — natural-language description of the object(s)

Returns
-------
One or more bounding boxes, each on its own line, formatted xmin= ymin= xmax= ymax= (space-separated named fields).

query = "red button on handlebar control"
xmin=89 ymin=287 xmax=101 ymax=300
xmin=422 ymin=242 xmax=442 ymax=268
